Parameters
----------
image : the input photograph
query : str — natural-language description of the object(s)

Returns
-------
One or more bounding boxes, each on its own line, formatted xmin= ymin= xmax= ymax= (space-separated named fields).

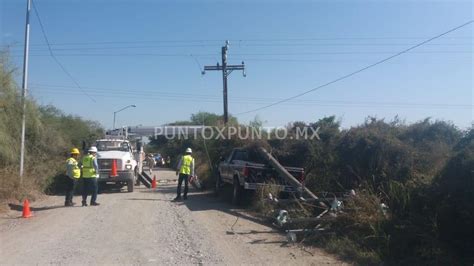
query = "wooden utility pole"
xmin=202 ymin=41 xmax=246 ymax=125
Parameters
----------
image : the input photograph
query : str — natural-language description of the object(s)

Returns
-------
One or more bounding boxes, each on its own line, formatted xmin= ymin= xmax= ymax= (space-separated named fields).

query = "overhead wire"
xmin=6 ymin=42 xmax=472 ymax=53
xmin=7 ymin=50 xmax=471 ymax=60
xmin=29 ymin=85 xmax=472 ymax=109
xmin=31 ymin=0 xmax=96 ymax=102
xmin=235 ymin=20 xmax=474 ymax=116
xmin=15 ymin=8 xmax=472 ymax=113
xmin=31 ymin=90 xmax=472 ymax=110
xmin=3 ymin=36 xmax=472 ymax=48
xmin=30 ymin=82 xmax=473 ymax=106
xmin=190 ymin=54 xmax=204 ymax=73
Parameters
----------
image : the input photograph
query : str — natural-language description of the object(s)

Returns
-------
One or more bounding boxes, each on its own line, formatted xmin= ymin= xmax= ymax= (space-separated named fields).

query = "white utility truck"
xmin=95 ymin=137 xmax=138 ymax=192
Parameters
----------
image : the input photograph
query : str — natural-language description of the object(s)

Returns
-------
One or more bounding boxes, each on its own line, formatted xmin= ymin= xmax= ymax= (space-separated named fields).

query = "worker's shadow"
xmin=125 ymin=198 xmax=170 ymax=202
xmin=8 ymin=203 xmax=66 ymax=212
xmin=180 ymin=192 xmax=273 ymax=228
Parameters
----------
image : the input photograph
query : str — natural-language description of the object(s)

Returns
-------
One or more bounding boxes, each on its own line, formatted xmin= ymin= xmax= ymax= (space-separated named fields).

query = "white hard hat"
xmin=185 ymin=148 xmax=192 ymax=153
xmin=88 ymin=146 xmax=98 ymax=153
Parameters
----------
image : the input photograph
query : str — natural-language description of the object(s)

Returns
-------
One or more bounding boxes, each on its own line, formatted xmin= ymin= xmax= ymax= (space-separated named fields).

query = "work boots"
xmin=82 ymin=201 xmax=88 ymax=207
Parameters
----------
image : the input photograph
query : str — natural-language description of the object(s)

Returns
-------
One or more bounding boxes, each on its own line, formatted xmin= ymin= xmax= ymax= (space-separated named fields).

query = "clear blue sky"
xmin=1 ymin=0 xmax=473 ymax=129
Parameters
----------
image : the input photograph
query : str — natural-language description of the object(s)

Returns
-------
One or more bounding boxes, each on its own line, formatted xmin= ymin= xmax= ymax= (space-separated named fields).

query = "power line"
xmin=232 ymin=37 xmax=473 ymax=42
xmin=30 ymin=82 xmax=472 ymax=105
xmin=240 ymin=58 xmax=470 ymax=63
xmin=30 ymin=83 xmax=224 ymax=97
xmin=29 ymin=85 xmax=473 ymax=109
xmin=6 ymin=42 xmax=472 ymax=53
xmin=235 ymin=20 xmax=474 ymax=116
xmin=228 ymin=43 xmax=473 ymax=47
xmin=3 ymin=36 xmax=472 ymax=48
xmin=11 ymin=51 xmax=472 ymax=58
xmin=30 ymin=85 xmax=220 ymax=99
xmin=31 ymin=89 xmax=472 ymax=110
xmin=190 ymin=54 xmax=205 ymax=73
xmin=7 ymin=50 xmax=471 ymax=60
xmin=234 ymin=51 xmax=473 ymax=56
xmin=31 ymin=0 xmax=96 ymax=102
xmin=9 ymin=53 xmax=220 ymax=57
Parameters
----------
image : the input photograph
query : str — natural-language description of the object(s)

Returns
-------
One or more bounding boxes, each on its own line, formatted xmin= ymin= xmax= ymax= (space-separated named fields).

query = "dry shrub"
xmin=252 ymin=184 xmax=282 ymax=215
xmin=195 ymin=151 xmax=211 ymax=188
xmin=342 ymin=190 xmax=388 ymax=227
xmin=147 ymin=112 xmax=470 ymax=264
xmin=432 ymin=129 xmax=474 ymax=261
xmin=306 ymin=190 xmax=388 ymax=265
xmin=0 ymin=167 xmax=45 ymax=210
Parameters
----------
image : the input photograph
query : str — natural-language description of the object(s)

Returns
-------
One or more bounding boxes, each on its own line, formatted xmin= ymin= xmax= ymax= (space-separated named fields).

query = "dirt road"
xmin=0 ymin=169 xmax=345 ymax=265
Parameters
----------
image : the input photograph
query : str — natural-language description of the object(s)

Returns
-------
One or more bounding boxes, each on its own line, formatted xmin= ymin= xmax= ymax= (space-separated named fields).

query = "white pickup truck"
xmin=95 ymin=138 xmax=138 ymax=192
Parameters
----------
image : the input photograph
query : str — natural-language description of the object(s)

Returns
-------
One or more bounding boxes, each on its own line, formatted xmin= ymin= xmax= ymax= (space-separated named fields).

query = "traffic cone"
xmin=152 ymin=175 xmax=157 ymax=188
xmin=22 ymin=199 xmax=33 ymax=218
xmin=110 ymin=159 xmax=118 ymax=177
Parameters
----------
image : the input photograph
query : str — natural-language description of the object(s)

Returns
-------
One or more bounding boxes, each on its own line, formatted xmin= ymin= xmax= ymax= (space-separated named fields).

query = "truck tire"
xmin=127 ymin=180 xmax=134 ymax=192
xmin=232 ymin=177 xmax=241 ymax=205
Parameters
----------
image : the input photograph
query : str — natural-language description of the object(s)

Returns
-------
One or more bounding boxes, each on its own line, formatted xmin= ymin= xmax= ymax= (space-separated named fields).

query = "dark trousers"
xmin=82 ymin=178 xmax=98 ymax=203
xmin=65 ymin=178 xmax=77 ymax=204
xmin=177 ymin=173 xmax=189 ymax=198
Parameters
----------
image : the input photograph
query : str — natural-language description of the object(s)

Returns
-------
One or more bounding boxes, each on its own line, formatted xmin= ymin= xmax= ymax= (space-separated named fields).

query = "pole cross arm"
xmin=204 ymin=66 xmax=223 ymax=71
xmin=227 ymin=64 xmax=246 ymax=77
xmin=226 ymin=65 xmax=245 ymax=70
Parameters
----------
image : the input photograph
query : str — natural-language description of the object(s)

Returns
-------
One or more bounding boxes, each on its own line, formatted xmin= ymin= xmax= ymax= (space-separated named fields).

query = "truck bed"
xmin=218 ymin=148 xmax=304 ymax=192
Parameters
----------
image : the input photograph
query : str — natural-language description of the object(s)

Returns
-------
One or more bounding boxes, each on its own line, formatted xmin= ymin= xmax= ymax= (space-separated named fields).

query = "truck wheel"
xmin=232 ymin=177 xmax=241 ymax=205
xmin=127 ymin=180 xmax=134 ymax=192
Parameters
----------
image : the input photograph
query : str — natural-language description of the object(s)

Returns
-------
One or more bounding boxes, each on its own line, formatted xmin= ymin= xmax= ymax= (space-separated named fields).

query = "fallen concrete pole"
xmin=257 ymin=147 xmax=320 ymax=201
xmin=138 ymin=172 xmax=152 ymax=188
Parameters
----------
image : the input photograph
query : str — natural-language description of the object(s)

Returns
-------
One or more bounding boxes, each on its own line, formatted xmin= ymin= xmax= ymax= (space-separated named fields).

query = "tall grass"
xmin=0 ymin=52 xmax=103 ymax=205
xmin=148 ymin=111 xmax=472 ymax=264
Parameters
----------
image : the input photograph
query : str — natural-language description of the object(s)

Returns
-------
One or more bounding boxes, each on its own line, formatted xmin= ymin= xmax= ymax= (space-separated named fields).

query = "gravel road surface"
xmin=0 ymin=169 xmax=345 ymax=265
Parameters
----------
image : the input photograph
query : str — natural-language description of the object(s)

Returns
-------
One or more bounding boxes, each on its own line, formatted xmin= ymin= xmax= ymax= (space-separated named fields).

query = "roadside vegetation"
xmin=0 ymin=52 xmax=103 ymax=207
xmin=149 ymin=113 xmax=472 ymax=265
xmin=2 ymin=50 xmax=471 ymax=264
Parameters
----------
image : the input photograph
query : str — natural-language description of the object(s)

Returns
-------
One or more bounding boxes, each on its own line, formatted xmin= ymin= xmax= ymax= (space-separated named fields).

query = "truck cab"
xmin=217 ymin=148 xmax=305 ymax=204
xmin=96 ymin=138 xmax=138 ymax=192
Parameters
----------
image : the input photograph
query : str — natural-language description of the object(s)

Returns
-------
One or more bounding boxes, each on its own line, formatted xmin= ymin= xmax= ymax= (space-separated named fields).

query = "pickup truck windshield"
xmin=97 ymin=141 xmax=130 ymax=152
xmin=232 ymin=150 xmax=249 ymax=161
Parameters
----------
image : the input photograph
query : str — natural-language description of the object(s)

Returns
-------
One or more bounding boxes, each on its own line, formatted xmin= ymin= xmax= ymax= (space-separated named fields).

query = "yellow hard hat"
xmin=70 ymin=148 xmax=80 ymax=155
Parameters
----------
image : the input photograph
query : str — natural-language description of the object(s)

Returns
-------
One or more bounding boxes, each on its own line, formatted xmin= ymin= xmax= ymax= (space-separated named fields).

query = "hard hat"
xmin=70 ymin=148 xmax=80 ymax=155
xmin=88 ymin=146 xmax=98 ymax=153
xmin=185 ymin=148 xmax=192 ymax=153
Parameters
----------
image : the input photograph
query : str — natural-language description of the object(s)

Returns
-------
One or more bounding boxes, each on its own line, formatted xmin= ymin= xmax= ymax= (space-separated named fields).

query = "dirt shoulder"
xmin=0 ymin=169 xmax=347 ymax=265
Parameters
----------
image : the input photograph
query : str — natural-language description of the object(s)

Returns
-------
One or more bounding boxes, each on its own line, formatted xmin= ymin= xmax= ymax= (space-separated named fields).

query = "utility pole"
xmin=202 ymin=40 xmax=246 ymax=125
xmin=19 ymin=0 xmax=31 ymax=180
